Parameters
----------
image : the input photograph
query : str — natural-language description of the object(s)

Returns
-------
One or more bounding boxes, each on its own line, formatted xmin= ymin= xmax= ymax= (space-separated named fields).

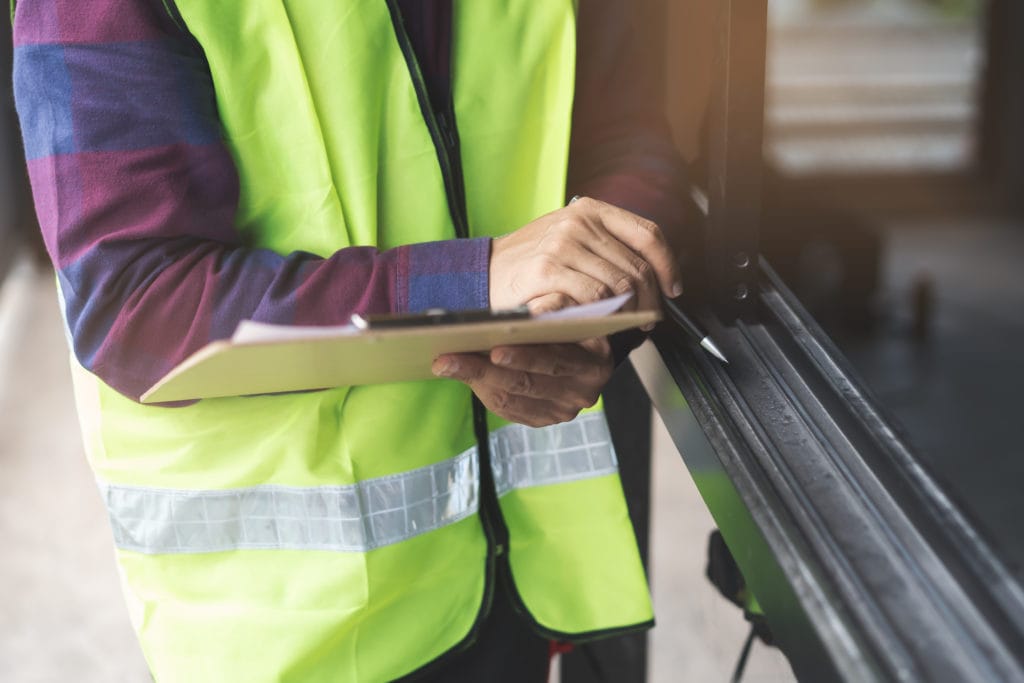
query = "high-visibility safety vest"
xmin=69 ymin=1 xmax=653 ymax=680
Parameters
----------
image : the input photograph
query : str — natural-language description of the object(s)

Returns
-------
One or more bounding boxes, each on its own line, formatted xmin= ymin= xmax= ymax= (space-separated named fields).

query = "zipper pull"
xmin=437 ymin=111 xmax=458 ymax=151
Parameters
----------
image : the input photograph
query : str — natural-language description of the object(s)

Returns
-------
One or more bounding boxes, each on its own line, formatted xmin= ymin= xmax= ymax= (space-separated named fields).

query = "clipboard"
xmin=140 ymin=295 xmax=659 ymax=403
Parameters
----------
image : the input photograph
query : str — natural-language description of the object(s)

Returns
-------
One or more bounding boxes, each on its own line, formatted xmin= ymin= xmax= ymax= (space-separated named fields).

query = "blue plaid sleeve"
xmin=403 ymin=236 xmax=491 ymax=312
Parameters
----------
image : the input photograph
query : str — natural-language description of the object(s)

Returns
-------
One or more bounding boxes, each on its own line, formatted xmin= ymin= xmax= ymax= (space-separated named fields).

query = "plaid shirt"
xmin=12 ymin=0 xmax=685 ymax=402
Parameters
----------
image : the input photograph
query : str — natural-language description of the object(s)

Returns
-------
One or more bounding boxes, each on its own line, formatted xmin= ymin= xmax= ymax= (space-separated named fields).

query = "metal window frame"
xmin=632 ymin=266 xmax=1024 ymax=680
xmin=705 ymin=0 xmax=766 ymax=320
xmin=638 ymin=0 xmax=1024 ymax=679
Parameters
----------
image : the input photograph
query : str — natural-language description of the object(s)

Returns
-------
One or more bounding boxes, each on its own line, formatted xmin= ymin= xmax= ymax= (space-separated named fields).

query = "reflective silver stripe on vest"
xmin=99 ymin=450 xmax=478 ymax=554
xmin=490 ymin=412 xmax=618 ymax=497
xmin=99 ymin=414 xmax=617 ymax=555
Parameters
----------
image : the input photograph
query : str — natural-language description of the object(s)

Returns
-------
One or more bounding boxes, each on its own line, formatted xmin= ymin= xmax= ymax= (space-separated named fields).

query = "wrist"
xmin=405 ymin=237 xmax=491 ymax=312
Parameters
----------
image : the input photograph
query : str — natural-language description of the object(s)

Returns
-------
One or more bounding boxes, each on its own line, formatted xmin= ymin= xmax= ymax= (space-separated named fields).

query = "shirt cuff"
xmin=404 ymin=237 xmax=491 ymax=313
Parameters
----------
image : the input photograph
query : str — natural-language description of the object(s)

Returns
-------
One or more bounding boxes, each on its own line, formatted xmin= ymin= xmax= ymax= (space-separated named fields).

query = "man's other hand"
xmin=489 ymin=197 xmax=682 ymax=314
xmin=432 ymin=339 xmax=612 ymax=428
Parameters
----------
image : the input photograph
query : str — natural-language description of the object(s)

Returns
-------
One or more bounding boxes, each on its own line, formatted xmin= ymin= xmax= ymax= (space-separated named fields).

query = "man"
xmin=13 ymin=0 xmax=687 ymax=680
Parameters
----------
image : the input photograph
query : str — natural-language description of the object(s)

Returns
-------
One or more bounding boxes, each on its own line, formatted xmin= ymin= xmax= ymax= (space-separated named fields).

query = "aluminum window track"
xmin=632 ymin=261 xmax=1024 ymax=682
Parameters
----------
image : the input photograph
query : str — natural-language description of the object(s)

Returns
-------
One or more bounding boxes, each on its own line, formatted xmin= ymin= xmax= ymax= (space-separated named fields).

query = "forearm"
xmin=57 ymin=235 xmax=486 ymax=400
xmin=13 ymin=0 xmax=489 ymax=401
xmin=569 ymin=146 xmax=688 ymax=254
xmin=568 ymin=0 xmax=688 ymax=246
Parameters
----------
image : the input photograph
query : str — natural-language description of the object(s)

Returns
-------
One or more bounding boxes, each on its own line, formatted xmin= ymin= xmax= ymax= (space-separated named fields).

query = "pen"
xmin=661 ymin=296 xmax=729 ymax=363
xmin=567 ymin=194 xmax=728 ymax=363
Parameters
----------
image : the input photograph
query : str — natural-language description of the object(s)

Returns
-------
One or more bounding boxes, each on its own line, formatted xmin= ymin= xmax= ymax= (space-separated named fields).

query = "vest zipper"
xmin=386 ymin=7 xmax=653 ymax=651
xmin=385 ymin=0 xmax=511 ymax=653
xmin=435 ymin=108 xmax=471 ymax=240
xmin=384 ymin=0 xmax=471 ymax=241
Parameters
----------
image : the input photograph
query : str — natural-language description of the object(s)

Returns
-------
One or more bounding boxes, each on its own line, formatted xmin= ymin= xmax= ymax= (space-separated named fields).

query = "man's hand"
xmin=432 ymin=339 xmax=613 ymax=428
xmin=489 ymin=197 xmax=682 ymax=314
xmin=443 ymin=198 xmax=675 ymax=427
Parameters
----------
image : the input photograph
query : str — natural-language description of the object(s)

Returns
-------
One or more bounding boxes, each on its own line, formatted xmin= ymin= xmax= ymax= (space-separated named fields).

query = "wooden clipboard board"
xmin=141 ymin=309 xmax=659 ymax=403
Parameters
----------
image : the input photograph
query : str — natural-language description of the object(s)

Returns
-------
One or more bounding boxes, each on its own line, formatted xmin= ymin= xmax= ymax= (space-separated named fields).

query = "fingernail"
xmin=433 ymin=359 xmax=459 ymax=377
xmin=642 ymin=323 xmax=655 ymax=332
xmin=494 ymin=351 xmax=512 ymax=366
xmin=672 ymin=282 xmax=684 ymax=298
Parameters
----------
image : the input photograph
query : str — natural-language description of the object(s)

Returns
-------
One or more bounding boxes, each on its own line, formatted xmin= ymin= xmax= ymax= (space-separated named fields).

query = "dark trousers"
xmin=418 ymin=363 xmax=652 ymax=683
xmin=415 ymin=579 xmax=550 ymax=683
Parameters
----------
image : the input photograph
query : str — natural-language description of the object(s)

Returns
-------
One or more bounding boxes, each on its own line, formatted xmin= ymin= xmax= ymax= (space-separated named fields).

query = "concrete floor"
xmin=832 ymin=217 xmax=1024 ymax=580
xmin=0 ymin=254 xmax=794 ymax=683
xmin=0 ymin=258 xmax=151 ymax=682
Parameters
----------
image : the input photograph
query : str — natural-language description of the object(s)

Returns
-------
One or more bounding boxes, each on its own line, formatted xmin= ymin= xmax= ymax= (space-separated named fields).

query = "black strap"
xmin=731 ymin=624 xmax=758 ymax=683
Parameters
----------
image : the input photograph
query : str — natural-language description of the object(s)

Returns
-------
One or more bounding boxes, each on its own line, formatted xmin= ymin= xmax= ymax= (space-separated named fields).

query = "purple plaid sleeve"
xmin=12 ymin=0 xmax=490 ymax=402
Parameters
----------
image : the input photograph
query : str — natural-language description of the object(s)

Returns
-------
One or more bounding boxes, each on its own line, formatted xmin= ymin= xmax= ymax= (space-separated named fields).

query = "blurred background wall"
xmin=664 ymin=0 xmax=1024 ymax=598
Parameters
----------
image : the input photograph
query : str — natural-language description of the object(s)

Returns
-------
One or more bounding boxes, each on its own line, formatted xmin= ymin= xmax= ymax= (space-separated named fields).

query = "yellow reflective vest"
xmin=71 ymin=1 xmax=653 ymax=680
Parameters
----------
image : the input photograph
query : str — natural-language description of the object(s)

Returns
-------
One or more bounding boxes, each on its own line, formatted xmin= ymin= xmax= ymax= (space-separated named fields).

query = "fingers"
xmin=519 ymin=224 xmax=659 ymax=310
xmin=570 ymin=197 xmax=682 ymax=298
xmin=526 ymin=293 xmax=578 ymax=315
xmin=485 ymin=396 xmax=578 ymax=429
xmin=540 ymin=239 xmax=650 ymax=312
xmin=432 ymin=355 xmax=589 ymax=427
xmin=489 ymin=197 xmax=682 ymax=311
xmin=576 ymin=336 xmax=612 ymax=360
xmin=433 ymin=351 xmax=601 ymax=405
xmin=488 ymin=342 xmax=609 ymax=380
xmin=534 ymin=259 xmax=625 ymax=309
xmin=431 ymin=343 xmax=613 ymax=427
xmin=571 ymin=234 xmax=661 ymax=313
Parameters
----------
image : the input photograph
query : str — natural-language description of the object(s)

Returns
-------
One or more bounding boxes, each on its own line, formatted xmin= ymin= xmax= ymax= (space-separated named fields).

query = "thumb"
xmin=526 ymin=293 xmax=580 ymax=316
